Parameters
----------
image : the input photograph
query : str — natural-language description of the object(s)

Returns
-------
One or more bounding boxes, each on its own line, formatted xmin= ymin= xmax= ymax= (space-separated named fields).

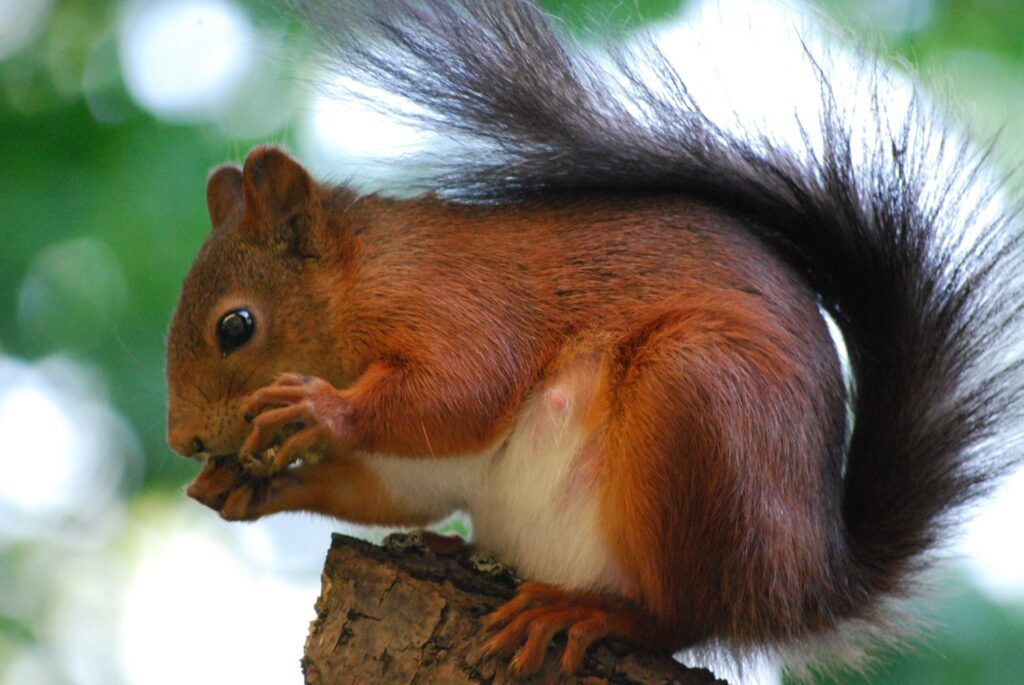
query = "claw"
xmin=220 ymin=486 xmax=256 ymax=521
xmin=270 ymin=425 xmax=324 ymax=471
xmin=479 ymin=581 xmax=652 ymax=677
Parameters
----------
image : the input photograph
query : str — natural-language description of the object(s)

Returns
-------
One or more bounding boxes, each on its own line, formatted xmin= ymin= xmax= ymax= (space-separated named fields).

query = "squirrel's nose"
xmin=168 ymin=425 xmax=205 ymax=457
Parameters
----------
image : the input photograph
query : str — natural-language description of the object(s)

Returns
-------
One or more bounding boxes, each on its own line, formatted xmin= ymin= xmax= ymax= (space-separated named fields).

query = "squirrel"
xmin=165 ymin=0 xmax=1024 ymax=678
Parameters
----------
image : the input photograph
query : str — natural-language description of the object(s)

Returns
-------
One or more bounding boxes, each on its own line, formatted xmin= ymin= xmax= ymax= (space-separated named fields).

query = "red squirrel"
xmin=165 ymin=0 xmax=1024 ymax=677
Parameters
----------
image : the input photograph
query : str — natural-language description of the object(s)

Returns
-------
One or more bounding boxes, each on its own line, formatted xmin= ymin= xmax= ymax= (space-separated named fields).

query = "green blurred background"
xmin=1 ymin=1 xmax=1022 ymax=683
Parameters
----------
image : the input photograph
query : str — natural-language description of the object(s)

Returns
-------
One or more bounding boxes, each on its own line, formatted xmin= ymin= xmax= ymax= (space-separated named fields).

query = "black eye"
xmin=216 ymin=308 xmax=255 ymax=356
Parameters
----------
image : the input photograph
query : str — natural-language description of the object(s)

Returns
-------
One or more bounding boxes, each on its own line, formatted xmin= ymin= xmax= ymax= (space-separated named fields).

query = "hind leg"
xmin=482 ymin=291 xmax=835 ymax=673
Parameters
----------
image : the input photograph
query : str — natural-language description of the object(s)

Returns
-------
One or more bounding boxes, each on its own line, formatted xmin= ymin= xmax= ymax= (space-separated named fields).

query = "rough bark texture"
xmin=303 ymin=532 xmax=726 ymax=684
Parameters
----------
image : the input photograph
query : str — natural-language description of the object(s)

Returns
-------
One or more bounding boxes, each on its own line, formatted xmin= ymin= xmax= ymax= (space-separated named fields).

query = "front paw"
xmin=185 ymin=455 xmax=301 ymax=521
xmin=186 ymin=455 xmax=244 ymax=511
xmin=239 ymin=373 xmax=355 ymax=474
xmin=185 ymin=455 xmax=262 ymax=520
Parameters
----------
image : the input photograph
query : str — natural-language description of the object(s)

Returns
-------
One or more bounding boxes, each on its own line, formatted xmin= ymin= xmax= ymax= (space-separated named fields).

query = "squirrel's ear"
xmin=241 ymin=146 xmax=314 ymax=221
xmin=206 ymin=165 xmax=243 ymax=230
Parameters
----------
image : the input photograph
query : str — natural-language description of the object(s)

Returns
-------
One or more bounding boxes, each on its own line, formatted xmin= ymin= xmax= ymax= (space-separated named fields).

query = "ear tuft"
xmin=206 ymin=165 xmax=243 ymax=230
xmin=242 ymin=146 xmax=314 ymax=219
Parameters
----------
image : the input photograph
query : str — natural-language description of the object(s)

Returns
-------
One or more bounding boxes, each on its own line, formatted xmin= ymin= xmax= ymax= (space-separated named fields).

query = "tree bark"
xmin=303 ymin=532 xmax=726 ymax=684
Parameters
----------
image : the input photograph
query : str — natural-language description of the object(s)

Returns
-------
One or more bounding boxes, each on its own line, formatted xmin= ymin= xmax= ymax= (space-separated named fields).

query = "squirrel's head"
xmin=165 ymin=147 xmax=356 ymax=458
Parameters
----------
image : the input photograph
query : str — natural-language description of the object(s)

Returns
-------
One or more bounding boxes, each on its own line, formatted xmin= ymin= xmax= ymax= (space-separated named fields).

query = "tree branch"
xmin=303 ymin=532 xmax=727 ymax=684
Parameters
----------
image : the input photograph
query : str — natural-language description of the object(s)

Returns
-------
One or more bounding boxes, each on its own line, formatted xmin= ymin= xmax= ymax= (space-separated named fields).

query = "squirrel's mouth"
xmin=187 ymin=421 xmax=306 ymax=469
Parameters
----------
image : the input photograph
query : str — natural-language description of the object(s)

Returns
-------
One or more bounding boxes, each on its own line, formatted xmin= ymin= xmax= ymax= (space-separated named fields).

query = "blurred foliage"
xmin=813 ymin=0 xmax=1024 ymax=158
xmin=816 ymin=0 xmax=1024 ymax=61
xmin=538 ymin=0 xmax=686 ymax=31
xmin=787 ymin=577 xmax=1024 ymax=685
xmin=1 ymin=0 xmax=274 ymax=489
xmin=1 ymin=0 xmax=1023 ymax=683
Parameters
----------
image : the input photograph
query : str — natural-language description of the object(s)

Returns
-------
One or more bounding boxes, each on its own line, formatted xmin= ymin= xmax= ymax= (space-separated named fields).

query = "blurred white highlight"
xmin=0 ymin=0 xmax=53 ymax=60
xmin=0 ymin=356 xmax=134 ymax=541
xmin=961 ymin=468 xmax=1024 ymax=601
xmin=0 ymin=385 xmax=76 ymax=511
xmin=300 ymin=72 xmax=433 ymax=188
xmin=117 ymin=511 xmax=324 ymax=685
xmin=118 ymin=0 xmax=254 ymax=120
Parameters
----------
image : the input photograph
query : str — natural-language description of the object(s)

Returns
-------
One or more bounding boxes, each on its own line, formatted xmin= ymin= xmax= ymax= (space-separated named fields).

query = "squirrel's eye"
xmin=216 ymin=308 xmax=255 ymax=356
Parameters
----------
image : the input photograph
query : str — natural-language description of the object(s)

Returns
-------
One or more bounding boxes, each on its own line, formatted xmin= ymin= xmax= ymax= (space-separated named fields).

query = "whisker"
xmin=238 ymin=359 xmax=268 ymax=394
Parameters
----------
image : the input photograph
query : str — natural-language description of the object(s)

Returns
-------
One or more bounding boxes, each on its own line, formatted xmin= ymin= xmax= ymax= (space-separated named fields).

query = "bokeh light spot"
xmin=16 ymin=237 xmax=128 ymax=354
xmin=0 ymin=0 xmax=54 ymax=61
xmin=119 ymin=523 xmax=315 ymax=685
xmin=118 ymin=0 xmax=253 ymax=121
xmin=0 ymin=355 xmax=135 ymax=541
xmin=0 ymin=384 xmax=76 ymax=511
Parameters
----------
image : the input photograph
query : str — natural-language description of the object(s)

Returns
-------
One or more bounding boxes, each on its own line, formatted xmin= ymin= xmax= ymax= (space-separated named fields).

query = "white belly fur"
xmin=364 ymin=375 xmax=627 ymax=595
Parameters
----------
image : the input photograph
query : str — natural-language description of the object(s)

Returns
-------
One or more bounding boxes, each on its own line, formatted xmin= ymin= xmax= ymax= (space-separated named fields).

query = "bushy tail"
xmin=294 ymin=0 xmax=1024 ymax=637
